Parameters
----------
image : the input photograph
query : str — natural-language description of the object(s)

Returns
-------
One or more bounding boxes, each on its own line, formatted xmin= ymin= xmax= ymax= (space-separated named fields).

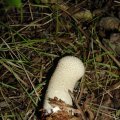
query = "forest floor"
xmin=0 ymin=0 xmax=120 ymax=120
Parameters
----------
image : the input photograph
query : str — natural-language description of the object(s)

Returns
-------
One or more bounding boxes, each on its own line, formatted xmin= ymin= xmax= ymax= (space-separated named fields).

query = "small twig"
xmin=28 ymin=0 xmax=34 ymax=20
xmin=106 ymin=81 xmax=120 ymax=94
xmin=68 ymin=90 xmax=87 ymax=120
xmin=114 ymin=0 xmax=120 ymax=4
xmin=94 ymin=90 xmax=105 ymax=120
xmin=95 ymin=39 xmax=120 ymax=68
xmin=76 ymin=77 xmax=85 ymax=103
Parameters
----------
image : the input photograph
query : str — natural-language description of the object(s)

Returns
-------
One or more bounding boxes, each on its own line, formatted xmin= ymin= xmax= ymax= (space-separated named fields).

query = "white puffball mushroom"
xmin=43 ymin=56 xmax=85 ymax=114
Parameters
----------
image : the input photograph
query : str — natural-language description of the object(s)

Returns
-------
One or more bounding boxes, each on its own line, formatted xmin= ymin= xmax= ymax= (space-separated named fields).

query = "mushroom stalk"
xmin=43 ymin=56 xmax=85 ymax=114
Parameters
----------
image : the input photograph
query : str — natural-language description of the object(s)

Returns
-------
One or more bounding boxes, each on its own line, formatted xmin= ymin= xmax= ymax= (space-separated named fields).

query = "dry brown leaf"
xmin=41 ymin=97 xmax=84 ymax=120
xmin=46 ymin=111 xmax=81 ymax=120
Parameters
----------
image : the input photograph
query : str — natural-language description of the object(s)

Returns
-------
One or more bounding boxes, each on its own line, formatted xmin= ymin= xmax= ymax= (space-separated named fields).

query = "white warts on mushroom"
xmin=43 ymin=56 xmax=85 ymax=115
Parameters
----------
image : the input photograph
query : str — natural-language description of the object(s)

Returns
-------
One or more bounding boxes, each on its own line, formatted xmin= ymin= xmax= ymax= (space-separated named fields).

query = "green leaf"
xmin=5 ymin=0 xmax=22 ymax=8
